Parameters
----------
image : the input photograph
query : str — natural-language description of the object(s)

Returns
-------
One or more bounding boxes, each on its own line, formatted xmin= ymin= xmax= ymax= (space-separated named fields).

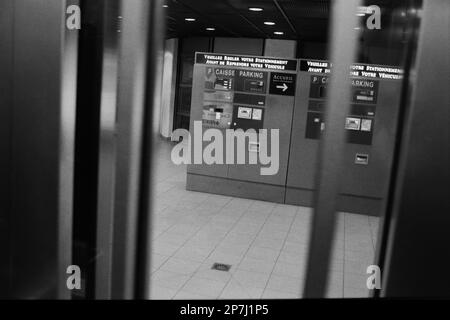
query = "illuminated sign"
xmin=196 ymin=53 xmax=298 ymax=71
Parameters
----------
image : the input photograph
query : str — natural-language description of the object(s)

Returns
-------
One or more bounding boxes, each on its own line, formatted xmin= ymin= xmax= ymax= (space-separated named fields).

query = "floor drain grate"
xmin=211 ymin=263 xmax=232 ymax=272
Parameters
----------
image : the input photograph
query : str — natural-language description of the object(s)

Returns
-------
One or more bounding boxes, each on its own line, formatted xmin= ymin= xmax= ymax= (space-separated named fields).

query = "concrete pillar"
xmin=159 ymin=38 xmax=178 ymax=138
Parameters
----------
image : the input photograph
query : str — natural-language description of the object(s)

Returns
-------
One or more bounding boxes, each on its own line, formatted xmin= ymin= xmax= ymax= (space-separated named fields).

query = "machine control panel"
xmin=197 ymin=53 xmax=298 ymax=132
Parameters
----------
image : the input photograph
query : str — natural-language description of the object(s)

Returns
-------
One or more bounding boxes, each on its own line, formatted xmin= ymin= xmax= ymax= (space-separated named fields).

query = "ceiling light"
xmin=162 ymin=5 xmax=168 ymax=8
xmin=274 ymin=31 xmax=284 ymax=35
xmin=264 ymin=21 xmax=275 ymax=26
xmin=249 ymin=7 xmax=263 ymax=12
xmin=206 ymin=27 xmax=215 ymax=31
xmin=185 ymin=18 xmax=196 ymax=22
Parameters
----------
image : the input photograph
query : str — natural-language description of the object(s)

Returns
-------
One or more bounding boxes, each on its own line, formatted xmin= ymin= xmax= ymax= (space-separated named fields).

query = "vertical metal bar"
xmin=0 ymin=0 xmax=15 ymax=298
xmin=373 ymin=0 xmax=422 ymax=298
xmin=135 ymin=0 xmax=164 ymax=299
xmin=380 ymin=0 xmax=450 ymax=297
xmin=303 ymin=0 xmax=362 ymax=298
xmin=58 ymin=0 xmax=80 ymax=299
xmin=110 ymin=0 xmax=150 ymax=299
xmin=5 ymin=0 xmax=78 ymax=299
xmin=95 ymin=0 xmax=121 ymax=300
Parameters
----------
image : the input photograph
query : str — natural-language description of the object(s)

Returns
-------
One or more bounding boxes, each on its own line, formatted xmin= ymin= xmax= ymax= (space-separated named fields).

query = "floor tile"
xmin=149 ymin=285 xmax=178 ymax=300
xmin=231 ymin=269 xmax=271 ymax=288
xmin=343 ymin=287 xmax=371 ymax=298
xmin=173 ymin=244 xmax=215 ymax=262
xmin=221 ymin=233 xmax=255 ymax=246
xmin=329 ymin=258 xmax=344 ymax=273
xmin=252 ymin=236 xmax=285 ymax=251
xmin=238 ymin=256 xmax=276 ymax=274
xmin=247 ymin=200 xmax=276 ymax=213
xmin=257 ymin=229 xmax=289 ymax=241
xmin=246 ymin=245 xmax=280 ymax=262
xmin=181 ymin=276 xmax=227 ymax=298
xmin=152 ymin=241 xmax=181 ymax=256
xmin=160 ymin=257 xmax=202 ymax=276
xmin=271 ymin=204 xmax=298 ymax=217
xmin=344 ymin=273 xmax=368 ymax=289
xmin=277 ymin=250 xmax=307 ymax=265
xmin=219 ymin=280 xmax=264 ymax=299
xmin=282 ymin=241 xmax=308 ymax=255
xmin=266 ymin=274 xmax=304 ymax=294
xmin=285 ymin=232 xmax=310 ymax=245
xmin=194 ymin=262 xmax=235 ymax=283
xmin=150 ymin=253 xmax=171 ymax=272
xmin=325 ymin=284 xmax=343 ymax=298
xmin=231 ymin=222 xmax=264 ymax=236
xmin=272 ymin=261 xmax=306 ymax=279
xmin=345 ymin=249 xmax=375 ymax=263
xmin=215 ymin=243 xmax=250 ymax=257
xmin=173 ymin=290 xmax=212 ymax=300
xmin=344 ymin=259 xmax=370 ymax=275
xmin=261 ymin=289 xmax=300 ymax=299
xmin=327 ymin=270 xmax=344 ymax=287
xmin=206 ymin=249 xmax=245 ymax=266
xmin=156 ymin=232 xmax=189 ymax=247
xmin=151 ymin=270 xmax=191 ymax=290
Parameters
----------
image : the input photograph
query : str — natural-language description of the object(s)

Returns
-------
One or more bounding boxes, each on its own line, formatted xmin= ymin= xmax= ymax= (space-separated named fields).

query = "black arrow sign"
xmin=269 ymin=72 xmax=296 ymax=96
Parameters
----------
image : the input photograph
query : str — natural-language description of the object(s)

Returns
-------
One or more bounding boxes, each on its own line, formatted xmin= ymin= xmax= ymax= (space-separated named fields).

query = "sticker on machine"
xmin=361 ymin=119 xmax=373 ymax=132
xmin=345 ymin=117 xmax=361 ymax=130
xmin=204 ymin=67 xmax=236 ymax=91
xmin=204 ymin=90 xmax=233 ymax=102
xmin=202 ymin=102 xmax=233 ymax=129
xmin=252 ymin=108 xmax=263 ymax=121
xmin=237 ymin=107 xmax=252 ymax=119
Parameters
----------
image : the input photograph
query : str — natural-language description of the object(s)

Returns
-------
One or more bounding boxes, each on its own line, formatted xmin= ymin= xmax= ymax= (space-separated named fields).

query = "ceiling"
xmin=164 ymin=0 xmax=331 ymax=41
xmin=164 ymin=0 xmax=419 ymax=49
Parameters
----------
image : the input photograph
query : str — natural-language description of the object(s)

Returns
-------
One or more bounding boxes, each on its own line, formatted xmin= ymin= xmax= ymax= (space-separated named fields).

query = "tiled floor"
xmin=149 ymin=139 xmax=379 ymax=299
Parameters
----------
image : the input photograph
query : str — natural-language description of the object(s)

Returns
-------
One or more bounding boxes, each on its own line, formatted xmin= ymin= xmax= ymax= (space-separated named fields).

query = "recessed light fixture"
xmin=162 ymin=4 xmax=168 ymax=8
xmin=264 ymin=21 xmax=275 ymax=26
xmin=249 ymin=7 xmax=263 ymax=12
xmin=185 ymin=18 xmax=196 ymax=22
xmin=206 ymin=27 xmax=215 ymax=31
xmin=274 ymin=31 xmax=284 ymax=35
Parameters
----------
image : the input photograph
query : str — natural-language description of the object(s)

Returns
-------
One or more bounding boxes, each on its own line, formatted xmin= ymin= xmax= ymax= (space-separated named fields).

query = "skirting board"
xmin=186 ymin=174 xmax=382 ymax=216
xmin=186 ymin=173 xmax=285 ymax=204
xmin=285 ymin=187 xmax=382 ymax=216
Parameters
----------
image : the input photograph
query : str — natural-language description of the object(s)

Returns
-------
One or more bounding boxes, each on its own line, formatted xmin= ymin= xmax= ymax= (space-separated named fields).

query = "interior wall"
xmin=264 ymin=39 xmax=297 ymax=58
xmin=172 ymin=37 xmax=212 ymax=131
xmin=298 ymin=41 xmax=329 ymax=60
xmin=214 ymin=37 xmax=264 ymax=55
xmin=362 ymin=45 xmax=403 ymax=65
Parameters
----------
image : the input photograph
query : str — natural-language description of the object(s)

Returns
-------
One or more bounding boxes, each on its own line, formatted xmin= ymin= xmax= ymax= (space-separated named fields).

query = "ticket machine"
xmin=285 ymin=59 xmax=403 ymax=215
xmin=186 ymin=53 xmax=298 ymax=203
